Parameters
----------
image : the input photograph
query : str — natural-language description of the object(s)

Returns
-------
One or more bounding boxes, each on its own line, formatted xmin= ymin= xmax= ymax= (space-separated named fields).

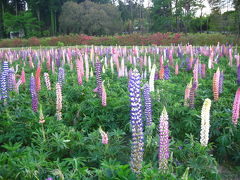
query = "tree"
xmin=59 ymin=1 xmax=123 ymax=35
xmin=3 ymin=11 xmax=41 ymax=37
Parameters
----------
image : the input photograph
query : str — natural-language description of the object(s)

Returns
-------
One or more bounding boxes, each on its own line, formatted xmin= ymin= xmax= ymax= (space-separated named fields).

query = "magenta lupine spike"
xmin=189 ymin=82 xmax=197 ymax=109
xmin=159 ymin=107 xmax=169 ymax=170
xmin=232 ymin=88 xmax=240 ymax=125
xmin=30 ymin=74 xmax=38 ymax=112
xmin=129 ymin=69 xmax=144 ymax=174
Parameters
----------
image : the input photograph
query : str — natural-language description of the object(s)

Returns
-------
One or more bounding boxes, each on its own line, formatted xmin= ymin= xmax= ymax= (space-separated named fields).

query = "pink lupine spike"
xmin=99 ymin=127 xmax=108 ymax=144
xmin=76 ymin=59 xmax=83 ymax=85
xmin=232 ymin=88 xmax=240 ymax=126
xmin=35 ymin=65 xmax=41 ymax=92
xmin=193 ymin=61 xmax=198 ymax=89
xmin=175 ymin=63 xmax=179 ymax=75
xmin=201 ymin=64 xmax=206 ymax=78
xmin=160 ymin=55 xmax=163 ymax=67
xmin=21 ymin=68 xmax=26 ymax=84
xmin=229 ymin=48 xmax=233 ymax=67
xmin=79 ymin=55 xmax=84 ymax=77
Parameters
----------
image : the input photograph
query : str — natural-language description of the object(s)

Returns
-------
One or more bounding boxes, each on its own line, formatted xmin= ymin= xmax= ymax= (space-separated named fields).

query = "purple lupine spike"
xmin=58 ymin=67 xmax=65 ymax=87
xmin=143 ymin=83 xmax=152 ymax=127
xmin=7 ymin=68 xmax=14 ymax=91
xmin=1 ymin=71 xmax=8 ymax=100
xmin=2 ymin=61 xmax=9 ymax=72
xmin=198 ymin=63 xmax=202 ymax=78
xmin=95 ymin=59 xmax=102 ymax=97
xmin=129 ymin=69 xmax=144 ymax=174
xmin=237 ymin=65 xmax=240 ymax=86
xmin=30 ymin=74 xmax=38 ymax=112
xmin=186 ymin=57 xmax=191 ymax=71
xmin=164 ymin=65 xmax=170 ymax=80
xmin=219 ymin=71 xmax=224 ymax=94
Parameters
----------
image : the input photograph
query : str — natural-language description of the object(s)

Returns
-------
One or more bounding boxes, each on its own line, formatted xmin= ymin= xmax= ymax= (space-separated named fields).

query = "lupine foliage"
xmin=0 ymin=45 xmax=239 ymax=179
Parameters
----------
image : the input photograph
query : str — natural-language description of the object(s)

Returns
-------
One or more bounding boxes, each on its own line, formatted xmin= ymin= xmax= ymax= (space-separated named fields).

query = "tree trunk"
xmin=51 ymin=9 xmax=55 ymax=36
xmin=0 ymin=1 xmax=4 ymax=38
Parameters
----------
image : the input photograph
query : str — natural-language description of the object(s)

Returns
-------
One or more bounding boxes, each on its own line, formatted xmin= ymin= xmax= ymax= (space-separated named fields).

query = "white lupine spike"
xmin=148 ymin=56 xmax=151 ymax=73
xmin=149 ymin=64 xmax=156 ymax=92
xmin=90 ymin=67 xmax=94 ymax=78
xmin=110 ymin=56 xmax=114 ymax=74
xmin=200 ymin=98 xmax=212 ymax=146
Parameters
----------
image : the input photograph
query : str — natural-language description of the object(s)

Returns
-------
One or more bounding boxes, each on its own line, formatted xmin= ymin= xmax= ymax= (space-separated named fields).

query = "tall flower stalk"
xmin=143 ymin=83 xmax=152 ymax=127
xmin=129 ymin=69 xmax=144 ymax=174
xmin=232 ymin=88 xmax=240 ymax=126
xmin=44 ymin=72 xmax=51 ymax=90
xmin=95 ymin=59 xmax=102 ymax=97
xmin=200 ymin=98 xmax=211 ymax=146
xmin=30 ymin=73 xmax=38 ymax=112
xmin=213 ymin=68 xmax=220 ymax=101
xmin=159 ymin=107 xmax=169 ymax=170
xmin=56 ymin=82 xmax=62 ymax=120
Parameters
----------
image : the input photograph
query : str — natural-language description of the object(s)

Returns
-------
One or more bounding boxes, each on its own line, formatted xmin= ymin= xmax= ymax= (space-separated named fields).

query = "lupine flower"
xmin=198 ymin=63 xmax=202 ymax=78
xmin=164 ymin=65 xmax=170 ymax=80
xmin=21 ymin=68 xmax=26 ymax=84
xmin=7 ymin=68 xmax=15 ymax=91
xmin=44 ymin=72 xmax=51 ymax=90
xmin=56 ymin=82 xmax=62 ymax=120
xmin=35 ymin=65 xmax=41 ymax=92
xmin=219 ymin=71 xmax=224 ymax=94
xmin=189 ymin=82 xmax=197 ymax=109
xmin=237 ymin=65 xmax=240 ymax=86
xmin=95 ymin=60 xmax=102 ymax=97
xmin=159 ymin=107 xmax=169 ymax=170
xmin=175 ymin=63 xmax=179 ymax=75
xmin=200 ymin=98 xmax=211 ymax=146
xmin=1 ymin=71 xmax=8 ymax=100
xmin=184 ymin=79 xmax=192 ymax=106
xmin=213 ymin=68 xmax=220 ymax=101
xmin=85 ymin=53 xmax=89 ymax=81
xmin=232 ymin=88 xmax=240 ymax=125
xmin=99 ymin=127 xmax=108 ymax=144
xmin=149 ymin=64 xmax=156 ymax=92
xmin=201 ymin=64 xmax=206 ymax=78
xmin=159 ymin=66 xmax=164 ymax=80
xmin=39 ymin=105 xmax=45 ymax=124
xmin=30 ymin=74 xmax=38 ymax=112
xmin=76 ymin=59 xmax=83 ymax=85
xmin=2 ymin=61 xmax=9 ymax=72
xmin=58 ymin=67 xmax=65 ymax=87
xmin=193 ymin=62 xmax=198 ymax=89
xmin=102 ymin=81 xmax=107 ymax=106
xmin=129 ymin=69 xmax=144 ymax=174
xmin=143 ymin=83 xmax=152 ymax=127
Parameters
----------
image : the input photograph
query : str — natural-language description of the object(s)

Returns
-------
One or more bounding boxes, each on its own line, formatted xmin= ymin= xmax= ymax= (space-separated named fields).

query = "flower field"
xmin=0 ymin=45 xmax=240 ymax=179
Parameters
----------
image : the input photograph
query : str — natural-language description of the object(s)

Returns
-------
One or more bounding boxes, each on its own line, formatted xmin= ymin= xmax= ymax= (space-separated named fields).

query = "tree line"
xmin=0 ymin=0 xmax=239 ymax=38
